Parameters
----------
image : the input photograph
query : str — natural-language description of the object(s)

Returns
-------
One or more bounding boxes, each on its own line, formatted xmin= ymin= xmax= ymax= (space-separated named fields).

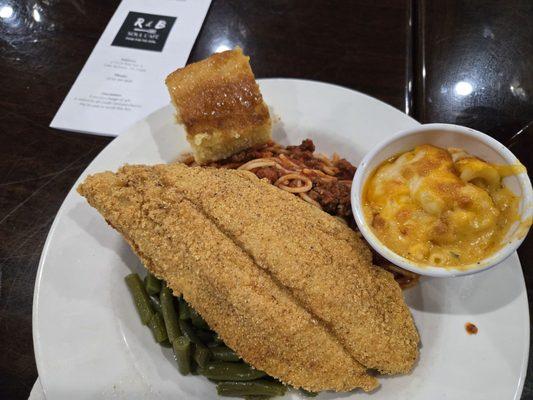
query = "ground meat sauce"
xmin=335 ymin=159 xmax=357 ymax=180
xmin=211 ymin=139 xmax=356 ymax=220
xmin=308 ymin=180 xmax=352 ymax=217
xmin=255 ymin=167 xmax=281 ymax=182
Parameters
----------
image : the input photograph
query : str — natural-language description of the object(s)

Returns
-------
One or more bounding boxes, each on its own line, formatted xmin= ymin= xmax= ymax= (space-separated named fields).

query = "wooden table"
xmin=1 ymin=0 xmax=531 ymax=398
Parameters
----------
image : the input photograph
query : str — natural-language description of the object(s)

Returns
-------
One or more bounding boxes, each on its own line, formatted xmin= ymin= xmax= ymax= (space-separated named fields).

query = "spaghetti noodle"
xmin=183 ymin=139 xmax=419 ymax=289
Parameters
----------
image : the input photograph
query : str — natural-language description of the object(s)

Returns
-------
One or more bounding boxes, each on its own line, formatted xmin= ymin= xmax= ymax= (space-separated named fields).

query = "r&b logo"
xmin=112 ymin=12 xmax=177 ymax=52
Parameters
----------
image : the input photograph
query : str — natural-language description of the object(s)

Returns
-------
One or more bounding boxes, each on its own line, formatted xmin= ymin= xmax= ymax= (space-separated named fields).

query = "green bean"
xmin=178 ymin=297 xmax=191 ymax=320
xmin=160 ymin=285 xmax=181 ymax=342
xmin=195 ymin=329 xmax=216 ymax=344
xmin=190 ymin=359 xmax=199 ymax=375
xmin=172 ymin=336 xmax=192 ymax=375
xmin=198 ymin=362 xmax=267 ymax=381
xmin=207 ymin=334 xmax=225 ymax=348
xmin=179 ymin=319 xmax=203 ymax=345
xmin=244 ymin=396 xmax=271 ymax=400
xmin=210 ymin=346 xmax=240 ymax=362
xmin=301 ymin=389 xmax=319 ymax=397
xmin=125 ymin=273 xmax=153 ymax=325
xmin=160 ymin=339 xmax=172 ymax=348
xmin=147 ymin=312 xmax=168 ymax=343
xmin=190 ymin=308 xmax=210 ymax=329
xmin=144 ymin=272 xmax=162 ymax=295
xmin=193 ymin=344 xmax=211 ymax=368
xmin=216 ymin=380 xmax=286 ymax=397
xmin=149 ymin=295 xmax=162 ymax=315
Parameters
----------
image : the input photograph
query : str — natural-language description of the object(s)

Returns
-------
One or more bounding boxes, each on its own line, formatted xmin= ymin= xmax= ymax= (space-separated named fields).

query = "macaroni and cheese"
xmin=363 ymin=144 xmax=521 ymax=268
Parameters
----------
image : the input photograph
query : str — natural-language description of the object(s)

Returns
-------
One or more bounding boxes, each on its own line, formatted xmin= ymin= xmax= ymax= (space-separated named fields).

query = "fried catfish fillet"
xmin=153 ymin=163 xmax=420 ymax=374
xmin=78 ymin=166 xmax=377 ymax=393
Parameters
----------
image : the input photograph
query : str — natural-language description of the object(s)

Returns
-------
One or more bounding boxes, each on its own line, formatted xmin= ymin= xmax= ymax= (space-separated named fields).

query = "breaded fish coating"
xmin=78 ymin=167 xmax=378 ymax=392
xmin=153 ymin=163 xmax=420 ymax=374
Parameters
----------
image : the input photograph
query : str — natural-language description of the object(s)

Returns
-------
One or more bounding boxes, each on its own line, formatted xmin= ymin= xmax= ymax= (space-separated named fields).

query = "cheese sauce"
xmin=363 ymin=144 xmax=523 ymax=268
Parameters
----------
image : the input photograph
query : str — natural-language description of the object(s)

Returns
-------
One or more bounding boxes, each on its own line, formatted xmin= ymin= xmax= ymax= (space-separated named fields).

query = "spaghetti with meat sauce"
xmin=183 ymin=139 xmax=419 ymax=289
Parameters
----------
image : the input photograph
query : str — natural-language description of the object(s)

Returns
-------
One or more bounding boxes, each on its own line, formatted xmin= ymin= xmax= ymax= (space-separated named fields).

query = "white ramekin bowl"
xmin=351 ymin=123 xmax=532 ymax=277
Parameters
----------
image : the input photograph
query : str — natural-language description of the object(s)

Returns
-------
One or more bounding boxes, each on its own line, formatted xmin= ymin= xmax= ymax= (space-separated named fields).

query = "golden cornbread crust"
xmin=165 ymin=48 xmax=271 ymax=164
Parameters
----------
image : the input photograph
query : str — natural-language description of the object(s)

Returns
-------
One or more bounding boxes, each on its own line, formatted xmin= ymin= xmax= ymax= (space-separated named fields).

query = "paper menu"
xmin=51 ymin=0 xmax=211 ymax=136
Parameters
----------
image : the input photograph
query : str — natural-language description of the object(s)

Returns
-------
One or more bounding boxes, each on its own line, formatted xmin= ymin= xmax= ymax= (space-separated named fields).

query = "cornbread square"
xmin=165 ymin=48 xmax=272 ymax=164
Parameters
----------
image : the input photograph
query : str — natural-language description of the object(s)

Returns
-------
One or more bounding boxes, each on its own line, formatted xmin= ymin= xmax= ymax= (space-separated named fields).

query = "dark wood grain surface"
xmin=0 ymin=0 xmax=531 ymax=398
xmin=415 ymin=2 xmax=533 ymax=397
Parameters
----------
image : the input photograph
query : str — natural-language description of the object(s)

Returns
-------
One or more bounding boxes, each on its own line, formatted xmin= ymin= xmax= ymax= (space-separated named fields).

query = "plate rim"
xmin=32 ymin=78 xmax=529 ymax=399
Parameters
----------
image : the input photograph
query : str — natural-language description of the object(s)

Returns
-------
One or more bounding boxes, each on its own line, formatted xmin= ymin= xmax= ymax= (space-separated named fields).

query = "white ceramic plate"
xmin=33 ymin=79 xmax=529 ymax=400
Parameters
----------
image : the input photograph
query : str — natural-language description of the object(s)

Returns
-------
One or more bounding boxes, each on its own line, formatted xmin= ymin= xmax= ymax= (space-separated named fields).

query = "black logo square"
xmin=111 ymin=11 xmax=177 ymax=52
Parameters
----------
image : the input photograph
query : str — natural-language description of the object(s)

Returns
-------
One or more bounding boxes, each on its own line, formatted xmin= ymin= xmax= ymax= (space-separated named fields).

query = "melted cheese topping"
xmin=363 ymin=144 xmax=522 ymax=268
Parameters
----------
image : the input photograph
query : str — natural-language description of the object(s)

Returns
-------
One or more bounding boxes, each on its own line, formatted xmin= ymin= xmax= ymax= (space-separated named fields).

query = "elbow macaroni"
xmin=455 ymin=157 xmax=500 ymax=190
xmin=363 ymin=144 xmax=521 ymax=268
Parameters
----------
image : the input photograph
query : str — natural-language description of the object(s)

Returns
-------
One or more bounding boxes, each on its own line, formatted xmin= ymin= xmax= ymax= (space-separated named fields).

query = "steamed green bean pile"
xmin=126 ymin=272 xmax=317 ymax=398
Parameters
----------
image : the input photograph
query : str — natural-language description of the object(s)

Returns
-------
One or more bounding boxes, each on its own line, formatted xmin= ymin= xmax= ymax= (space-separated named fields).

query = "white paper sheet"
xmin=51 ymin=0 xmax=211 ymax=136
